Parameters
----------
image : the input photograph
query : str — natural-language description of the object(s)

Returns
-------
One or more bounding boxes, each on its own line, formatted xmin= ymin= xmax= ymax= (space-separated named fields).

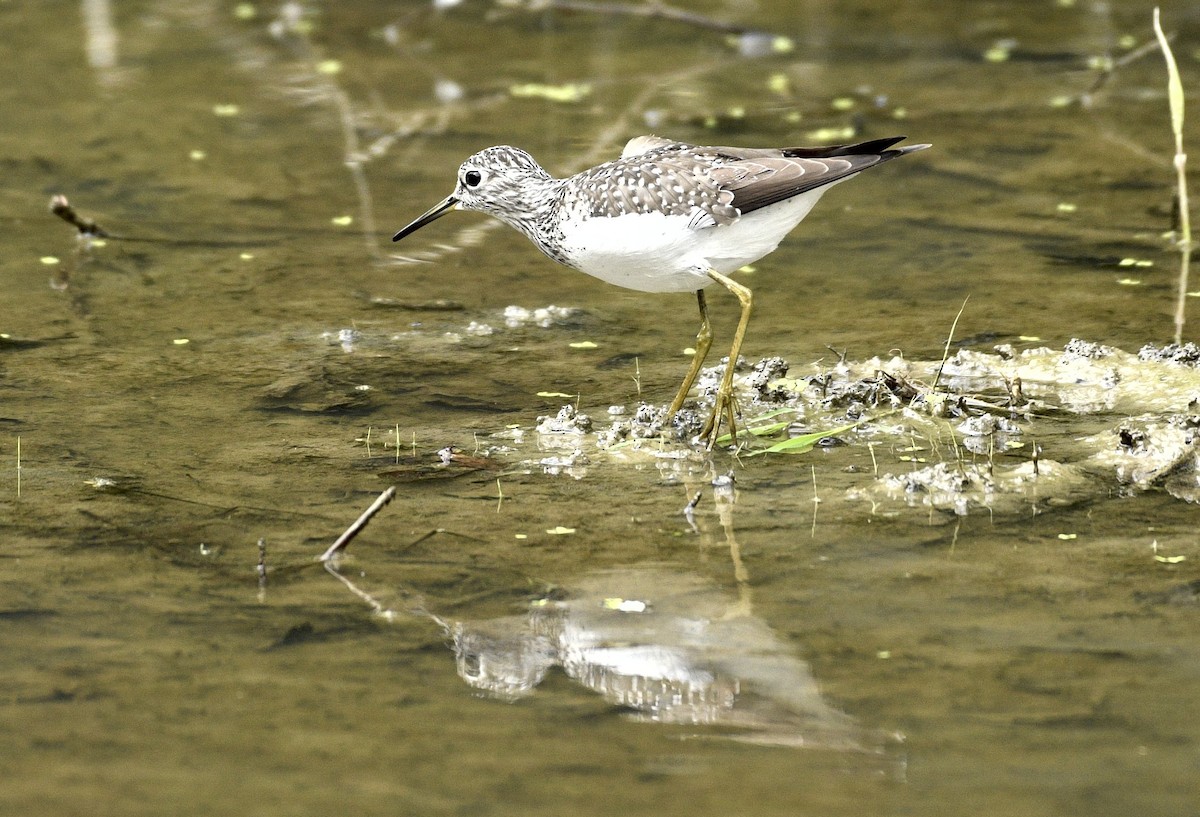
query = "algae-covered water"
xmin=2 ymin=2 xmax=1198 ymax=815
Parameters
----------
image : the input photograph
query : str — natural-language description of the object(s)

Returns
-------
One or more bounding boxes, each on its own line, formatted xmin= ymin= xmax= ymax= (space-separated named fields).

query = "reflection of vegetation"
xmin=228 ymin=2 xmax=903 ymax=268
xmin=1062 ymin=9 xmax=1193 ymax=343
xmin=498 ymin=0 xmax=773 ymax=38
xmin=1152 ymin=8 xmax=1192 ymax=344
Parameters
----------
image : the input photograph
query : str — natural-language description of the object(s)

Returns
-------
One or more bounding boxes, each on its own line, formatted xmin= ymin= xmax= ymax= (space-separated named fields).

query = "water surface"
xmin=2 ymin=1 xmax=1198 ymax=815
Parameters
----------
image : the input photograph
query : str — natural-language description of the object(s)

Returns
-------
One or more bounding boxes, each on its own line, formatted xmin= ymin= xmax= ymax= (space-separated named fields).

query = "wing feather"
xmin=567 ymin=136 xmax=927 ymax=228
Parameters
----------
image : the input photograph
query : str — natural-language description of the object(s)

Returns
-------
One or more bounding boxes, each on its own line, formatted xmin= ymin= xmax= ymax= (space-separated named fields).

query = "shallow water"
xmin=2 ymin=1 xmax=1199 ymax=815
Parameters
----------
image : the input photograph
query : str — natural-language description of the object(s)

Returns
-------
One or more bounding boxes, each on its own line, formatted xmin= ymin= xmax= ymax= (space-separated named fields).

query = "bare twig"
xmin=319 ymin=486 xmax=398 ymax=562
xmin=49 ymin=195 xmax=109 ymax=238
xmin=534 ymin=0 xmax=757 ymax=35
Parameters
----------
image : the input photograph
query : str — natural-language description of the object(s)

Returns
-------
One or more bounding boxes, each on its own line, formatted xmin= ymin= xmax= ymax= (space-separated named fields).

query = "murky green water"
xmin=3 ymin=1 xmax=1199 ymax=815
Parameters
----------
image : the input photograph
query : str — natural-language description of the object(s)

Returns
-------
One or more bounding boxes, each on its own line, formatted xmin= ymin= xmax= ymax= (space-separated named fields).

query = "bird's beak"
xmin=392 ymin=195 xmax=459 ymax=242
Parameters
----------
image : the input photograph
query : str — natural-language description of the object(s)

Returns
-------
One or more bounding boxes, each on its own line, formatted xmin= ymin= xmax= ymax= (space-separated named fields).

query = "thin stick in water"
xmin=49 ymin=195 xmax=110 ymax=237
xmin=682 ymin=488 xmax=703 ymax=533
xmin=319 ymin=486 xmax=398 ymax=562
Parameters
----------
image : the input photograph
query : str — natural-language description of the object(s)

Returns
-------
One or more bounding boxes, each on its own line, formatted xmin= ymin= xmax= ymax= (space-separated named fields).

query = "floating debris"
xmin=483 ymin=340 xmax=1200 ymax=514
xmin=503 ymin=304 xmax=579 ymax=329
xmin=509 ymin=83 xmax=591 ymax=103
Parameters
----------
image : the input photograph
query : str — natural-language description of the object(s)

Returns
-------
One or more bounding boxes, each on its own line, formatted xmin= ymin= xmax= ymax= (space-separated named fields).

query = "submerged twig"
xmin=402 ymin=527 xmax=489 ymax=550
xmin=319 ymin=486 xmax=398 ymax=562
xmin=1079 ymin=35 xmax=1166 ymax=106
xmin=49 ymin=195 xmax=109 ymax=238
xmin=529 ymin=0 xmax=761 ymax=36
xmin=1153 ymin=8 xmax=1192 ymax=344
xmin=682 ymin=488 xmax=703 ymax=533
xmin=257 ymin=537 xmax=268 ymax=602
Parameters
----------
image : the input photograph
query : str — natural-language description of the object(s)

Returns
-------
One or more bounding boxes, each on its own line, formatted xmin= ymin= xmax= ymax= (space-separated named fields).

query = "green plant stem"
xmin=1154 ymin=7 xmax=1192 ymax=344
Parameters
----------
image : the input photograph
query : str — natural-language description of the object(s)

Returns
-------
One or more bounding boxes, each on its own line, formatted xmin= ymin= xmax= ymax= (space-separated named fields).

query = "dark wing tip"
xmin=782 ymin=136 xmax=931 ymax=160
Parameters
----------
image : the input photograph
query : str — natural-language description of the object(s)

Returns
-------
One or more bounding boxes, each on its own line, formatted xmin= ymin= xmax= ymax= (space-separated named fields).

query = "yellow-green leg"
xmin=666 ymin=289 xmax=714 ymax=418
xmin=699 ymin=269 xmax=753 ymax=449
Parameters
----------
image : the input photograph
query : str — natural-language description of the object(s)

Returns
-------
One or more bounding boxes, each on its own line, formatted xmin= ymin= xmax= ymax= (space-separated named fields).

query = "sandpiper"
xmin=393 ymin=134 xmax=929 ymax=448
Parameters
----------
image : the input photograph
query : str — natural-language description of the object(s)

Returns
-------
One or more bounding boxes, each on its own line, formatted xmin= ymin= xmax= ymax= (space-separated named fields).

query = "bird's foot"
xmin=699 ymin=379 xmax=740 ymax=450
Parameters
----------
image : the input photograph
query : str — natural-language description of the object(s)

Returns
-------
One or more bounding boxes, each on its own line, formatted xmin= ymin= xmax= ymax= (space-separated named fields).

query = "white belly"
xmin=557 ymin=185 xmax=837 ymax=294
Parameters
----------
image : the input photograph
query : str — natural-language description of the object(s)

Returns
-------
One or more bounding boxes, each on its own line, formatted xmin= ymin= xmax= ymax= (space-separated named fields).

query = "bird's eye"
xmin=463 ymin=170 xmax=483 ymax=187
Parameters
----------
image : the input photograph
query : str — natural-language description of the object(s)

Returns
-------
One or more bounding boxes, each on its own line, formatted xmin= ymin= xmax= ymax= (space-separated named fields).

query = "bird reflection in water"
xmin=321 ymin=487 xmax=900 ymax=758
xmin=326 ymin=564 xmax=900 ymax=755
xmin=450 ymin=566 xmax=880 ymax=753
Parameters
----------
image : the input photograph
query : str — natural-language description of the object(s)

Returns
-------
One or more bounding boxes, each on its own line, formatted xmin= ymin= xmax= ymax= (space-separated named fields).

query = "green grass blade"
xmin=1153 ymin=8 xmax=1185 ymax=137
xmin=748 ymin=419 xmax=864 ymax=456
